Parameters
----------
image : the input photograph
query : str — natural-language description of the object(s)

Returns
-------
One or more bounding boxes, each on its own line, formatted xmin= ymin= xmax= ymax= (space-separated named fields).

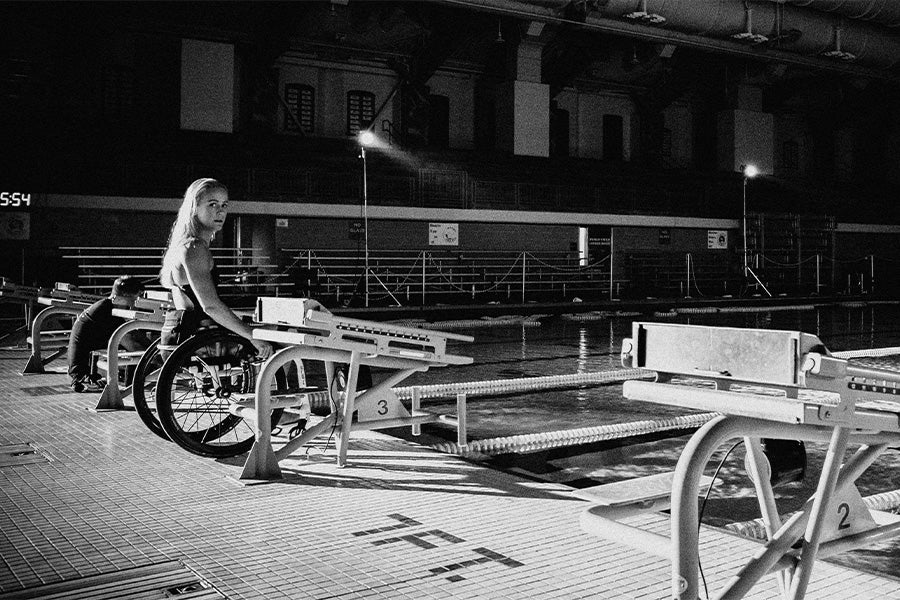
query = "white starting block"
xmin=581 ymin=321 xmax=900 ymax=600
xmin=93 ymin=290 xmax=172 ymax=411
xmin=23 ymin=283 xmax=102 ymax=374
xmin=239 ymin=297 xmax=473 ymax=480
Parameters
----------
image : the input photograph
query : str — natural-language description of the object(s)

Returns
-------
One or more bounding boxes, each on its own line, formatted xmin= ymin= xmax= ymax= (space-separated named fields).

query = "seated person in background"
xmin=67 ymin=276 xmax=147 ymax=392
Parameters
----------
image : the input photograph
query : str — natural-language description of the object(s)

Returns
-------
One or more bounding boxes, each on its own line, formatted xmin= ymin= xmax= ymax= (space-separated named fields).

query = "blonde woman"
xmin=159 ymin=178 xmax=272 ymax=360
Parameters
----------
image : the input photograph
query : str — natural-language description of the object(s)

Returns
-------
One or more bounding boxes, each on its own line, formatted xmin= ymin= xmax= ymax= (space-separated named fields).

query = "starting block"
xmin=582 ymin=321 xmax=900 ymax=600
xmin=238 ymin=297 xmax=473 ymax=480
xmin=23 ymin=283 xmax=101 ymax=374
xmin=93 ymin=290 xmax=171 ymax=410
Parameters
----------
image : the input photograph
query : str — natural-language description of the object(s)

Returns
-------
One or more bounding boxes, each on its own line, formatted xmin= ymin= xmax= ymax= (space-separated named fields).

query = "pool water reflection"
xmin=396 ymin=303 xmax=900 ymax=580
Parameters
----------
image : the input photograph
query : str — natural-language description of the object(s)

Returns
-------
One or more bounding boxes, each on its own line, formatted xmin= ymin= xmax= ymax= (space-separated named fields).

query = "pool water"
xmin=392 ymin=303 xmax=900 ymax=581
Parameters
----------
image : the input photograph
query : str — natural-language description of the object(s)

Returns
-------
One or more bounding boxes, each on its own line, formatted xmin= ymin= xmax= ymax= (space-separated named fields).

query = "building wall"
xmin=573 ymin=92 xmax=634 ymax=160
xmin=278 ymin=56 xmax=398 ymax=139
xmin=274 ymin=217 xmax=577 ymax=252
xmin=663 ymin=103 xmax=693 ymax=168
xmin=427 ymin=72 xmax=476 ymax=150
xmin=773 ymin=114 xmax=811 ymax=179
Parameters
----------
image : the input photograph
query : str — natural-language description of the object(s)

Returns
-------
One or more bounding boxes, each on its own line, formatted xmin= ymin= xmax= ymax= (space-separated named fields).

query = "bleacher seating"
xmin=60 ymin=247 xmax=292 ymax=307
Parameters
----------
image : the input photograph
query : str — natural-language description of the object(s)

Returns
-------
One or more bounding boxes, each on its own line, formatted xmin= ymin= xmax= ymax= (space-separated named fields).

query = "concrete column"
xmin=717 ymin=84 xmax=773 ymax=174
xmin=180 ymin=39 xmax=236 ymax=133
xmin=496 ymin=35 xmax=549 ymax=158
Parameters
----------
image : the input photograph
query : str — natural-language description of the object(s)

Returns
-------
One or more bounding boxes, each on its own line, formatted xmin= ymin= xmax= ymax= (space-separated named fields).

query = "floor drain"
xmin=165 ymin=581 xmax=209 ymax=597
xmin=0 ymin=560 xmax=225 ymax=599
xmin=0 ymin=443 xmax=49 ymax=468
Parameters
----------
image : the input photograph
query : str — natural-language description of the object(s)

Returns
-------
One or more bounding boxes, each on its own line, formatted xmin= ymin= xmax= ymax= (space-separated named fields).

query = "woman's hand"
xmin=305 ymin=299 xmax=331 ymax=314
xmin=252 ymin=338 xmax=273 ymax=361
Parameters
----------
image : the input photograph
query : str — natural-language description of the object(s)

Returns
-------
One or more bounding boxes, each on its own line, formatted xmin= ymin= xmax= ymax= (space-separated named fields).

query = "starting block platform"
xmin=579 ymin=321 xmax=900 ymax=600
xmin=93 ymin=290 xmax=172 ymax=410
xmin=239 ymin=297 xmax=473 ymax=481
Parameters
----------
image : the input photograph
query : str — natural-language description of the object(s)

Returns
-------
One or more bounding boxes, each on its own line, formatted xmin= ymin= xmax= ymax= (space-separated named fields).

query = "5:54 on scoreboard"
xmin=0 ymin=193 xmax=31 ymax=208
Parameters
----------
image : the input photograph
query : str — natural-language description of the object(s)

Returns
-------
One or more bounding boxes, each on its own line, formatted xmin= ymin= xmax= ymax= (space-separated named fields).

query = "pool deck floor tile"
xmin=1 ymin=351 xmax=900 ymax=599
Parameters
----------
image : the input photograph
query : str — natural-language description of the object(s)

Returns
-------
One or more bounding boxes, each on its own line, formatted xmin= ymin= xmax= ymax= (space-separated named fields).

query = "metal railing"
xmin=60 ymin=247 xmax=291 ymax=305
xmin=46 ymin=246 xmax=899 ymax=313
xmin=282 ymin=248 xmax=611 ymax=307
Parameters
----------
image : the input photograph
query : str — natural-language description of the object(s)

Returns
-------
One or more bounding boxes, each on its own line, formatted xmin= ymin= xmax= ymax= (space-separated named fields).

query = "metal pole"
xmin=816 ymin=253 xmax=820 ymax=295
xmin=870 ymin=254 xmax=875 ymax=294
xmin=361 ymin=146 xmax=369 ymax=307
xmin=521 ymin=251 xmax=526 ymax=302
xmin=685 ymin=253 xmax=691 ymax=298
xmin=609 ymin=227 xmax=615 ymax=300
xmin=742 ymin=176 xmax=748 ymax=274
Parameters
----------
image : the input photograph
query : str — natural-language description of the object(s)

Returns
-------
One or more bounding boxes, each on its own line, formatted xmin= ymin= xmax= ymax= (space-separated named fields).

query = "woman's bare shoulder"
xmin=182 ymin=238 xmax=211 ymax=257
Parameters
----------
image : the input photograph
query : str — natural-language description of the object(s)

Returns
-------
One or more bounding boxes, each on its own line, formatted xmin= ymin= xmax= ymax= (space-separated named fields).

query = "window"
xmin=284 ymin=84 xmax=314 ymax=134
xmin=347 ymin=90 xmax=375 ymax=136
xmin=602 ymin=114 xmax=624 ymax=160
xmin=782 ymin=140 xmax=799 ymax=170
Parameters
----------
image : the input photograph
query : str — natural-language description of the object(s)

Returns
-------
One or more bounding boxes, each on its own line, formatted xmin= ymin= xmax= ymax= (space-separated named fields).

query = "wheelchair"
xmin=130 ymin=327 xmax=306 ymax=459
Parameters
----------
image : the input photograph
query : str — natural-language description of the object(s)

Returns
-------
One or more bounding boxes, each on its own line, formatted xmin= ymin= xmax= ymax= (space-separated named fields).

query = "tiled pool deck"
xmin=1 ymin=350 xmax=899 ymax=599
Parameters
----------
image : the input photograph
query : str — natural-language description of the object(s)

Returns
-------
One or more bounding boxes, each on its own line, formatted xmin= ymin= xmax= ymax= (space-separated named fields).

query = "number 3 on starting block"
xmin=357 ymin=389 xmax=409 ymax=422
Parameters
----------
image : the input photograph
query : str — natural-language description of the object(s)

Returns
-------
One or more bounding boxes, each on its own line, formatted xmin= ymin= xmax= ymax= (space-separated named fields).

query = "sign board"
xmin=349 ymin=220 xmax=365 ymax=240
xmin=587 ymin=225 xmax=611 ymax=262
xmin=708 ymin=229 xmax=728 ymax=249
xmin=276 ymin=218 xmax=288 ymax=228
xmin=659 ymin=228 xmax=671 ymax=245
xmin=0 ymin=213 xmax=29 ymax=240
xmin=429 ymin=222 xmax=458 ymax=246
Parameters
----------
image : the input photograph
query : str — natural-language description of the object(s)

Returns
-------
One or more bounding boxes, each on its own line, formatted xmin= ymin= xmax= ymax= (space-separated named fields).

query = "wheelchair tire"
xmin=131 ymin=339 xmax=169 ymax=441
xmin=155 ymin=329 xmax=284 ymax=458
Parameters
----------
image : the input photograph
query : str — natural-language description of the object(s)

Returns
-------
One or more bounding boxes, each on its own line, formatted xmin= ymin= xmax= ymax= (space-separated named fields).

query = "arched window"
xmin=347 ymin=90 xmax=375 ymax=136
xmin=284 ymin=84 xmax=314 ymax=134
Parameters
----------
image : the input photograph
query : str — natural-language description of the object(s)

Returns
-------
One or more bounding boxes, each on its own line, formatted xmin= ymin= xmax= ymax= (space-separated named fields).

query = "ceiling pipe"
xmin=597 ymin=0 xmax=900 ymax=69
xmin=426 ymin=0 xmax=900 ymax=81
xmin=775 ymin=0 xmax=900 ymax=28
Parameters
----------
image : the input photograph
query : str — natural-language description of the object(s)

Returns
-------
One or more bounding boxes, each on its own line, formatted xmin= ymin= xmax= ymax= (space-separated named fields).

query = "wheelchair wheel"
xmin=131 ymin=339 xmax=169 ymax=441
xmin=155 ymin=329 xmax=285 ymax=458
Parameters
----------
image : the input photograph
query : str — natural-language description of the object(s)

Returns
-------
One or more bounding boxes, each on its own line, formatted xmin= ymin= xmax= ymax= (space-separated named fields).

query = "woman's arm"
xmin=182 ymin=242 xmax=273 ymax=359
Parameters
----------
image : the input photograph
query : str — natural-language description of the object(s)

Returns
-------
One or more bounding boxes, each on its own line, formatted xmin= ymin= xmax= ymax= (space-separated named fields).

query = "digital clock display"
xmin=1 ymin=193 xmax=31 ymax=208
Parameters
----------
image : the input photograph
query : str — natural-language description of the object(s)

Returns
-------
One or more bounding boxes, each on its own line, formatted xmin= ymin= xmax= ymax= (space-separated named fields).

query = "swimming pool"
xmin=393 ymin=302 xmax=900 ymax=580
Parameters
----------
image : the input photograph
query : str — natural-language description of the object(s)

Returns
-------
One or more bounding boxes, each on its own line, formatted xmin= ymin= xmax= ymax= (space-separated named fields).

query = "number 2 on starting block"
xmin=822 ymin=485 xmax=877 ymax=542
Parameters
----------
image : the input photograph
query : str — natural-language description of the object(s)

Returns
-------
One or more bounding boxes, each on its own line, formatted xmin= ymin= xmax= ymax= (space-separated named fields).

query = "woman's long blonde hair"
xmin=159 ymin=178 xmax=227 ymax=288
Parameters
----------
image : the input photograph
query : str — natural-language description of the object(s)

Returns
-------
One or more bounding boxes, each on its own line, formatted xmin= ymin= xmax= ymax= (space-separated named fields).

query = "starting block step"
xmin=95 ymin=350 xmax=146 ymax=365
xmin=574 ymin=471 xmax=714 ymax=507
xmin=27 ymin=330 xmax=72 ymax=348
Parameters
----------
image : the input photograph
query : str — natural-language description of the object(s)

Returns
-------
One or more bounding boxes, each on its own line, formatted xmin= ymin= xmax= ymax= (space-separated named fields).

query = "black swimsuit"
xmin=160 ymin=266 xmax=219 ymax=351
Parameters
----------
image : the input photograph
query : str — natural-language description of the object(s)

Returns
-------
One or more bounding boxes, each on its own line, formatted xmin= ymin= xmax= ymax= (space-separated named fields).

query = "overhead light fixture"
xmin=742 ymin=164 xmax=759 ymax=178
xmin=731 ymin=4 xmax=769 ymax=45
xmin=495 ymin=18 xmax=504 ymax=44
xmin=358 ymin=130 xmax=377 ymax=147
xmin=821 ymin=26 xmax=856 ymax=61
xmin=623 ymin=0 xmax=666 ymax=25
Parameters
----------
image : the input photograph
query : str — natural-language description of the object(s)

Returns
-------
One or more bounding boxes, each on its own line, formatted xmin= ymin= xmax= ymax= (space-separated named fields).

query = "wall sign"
xmin=658 ymin=228 xmax=671 ymax=245
xmin=349 ymin=220 xmax=365 ymax=240
xmin=708 ymin=229 xmax=728 ymax=249
xmin=0 ymin=213 xmax=30 ymax=240
xmin=429 ymin=222 xmax=458 ymax=246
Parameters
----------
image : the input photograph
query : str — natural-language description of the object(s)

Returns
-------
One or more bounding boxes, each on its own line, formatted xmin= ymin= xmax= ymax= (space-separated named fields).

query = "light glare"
xmin=358 ymin=130 xmax=376 ymax=147
xmin=742 ymin=164 xmax=759 ymax=178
